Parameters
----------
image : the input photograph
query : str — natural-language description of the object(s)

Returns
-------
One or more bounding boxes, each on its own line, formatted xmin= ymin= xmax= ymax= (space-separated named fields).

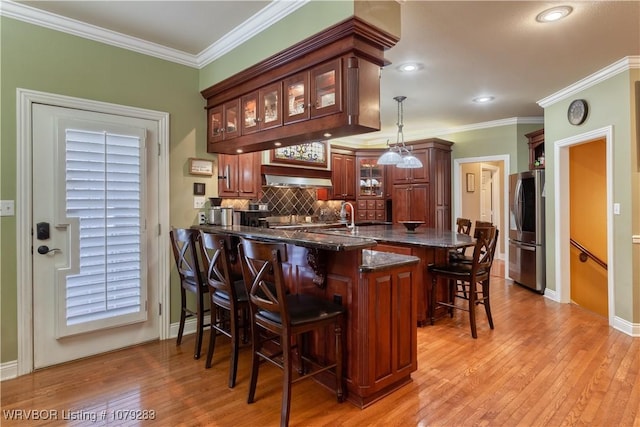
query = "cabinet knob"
xmin=255 ymin=117 xmax=262 ymax=122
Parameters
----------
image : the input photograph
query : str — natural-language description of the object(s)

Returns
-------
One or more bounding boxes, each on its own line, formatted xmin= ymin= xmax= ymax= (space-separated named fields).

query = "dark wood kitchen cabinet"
xmin=201 ymin=18 xmax=398 ymax=155
xmin=331 ymin=149 xmax=356 ymax=200
xmin=241 ymin=82 xmax=283 ymax=135
xmin=526 ymin=128 xmax=545 ymax=170
xmin=390 ymin=138 xmax=453 ymax=229
xmin=217 ymin=152 xmax=261 ymax=199
xmin=391 ymin=149 xmax=429 ymax=184
xmin=207 ymin=99 xmax=240 ymax=148
xmin=284 ymin=59 xmax=342 ymax=125
xmin=356 ymin=152 xmax=388 ymax=221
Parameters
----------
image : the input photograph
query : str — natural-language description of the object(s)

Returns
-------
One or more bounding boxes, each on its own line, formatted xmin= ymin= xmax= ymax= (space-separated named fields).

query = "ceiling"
xmin=9 ymin=0 xmax=640 ymax=145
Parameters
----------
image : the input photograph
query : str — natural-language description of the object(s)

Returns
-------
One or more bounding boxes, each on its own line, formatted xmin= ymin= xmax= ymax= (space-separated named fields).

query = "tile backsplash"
xmin=220 ymin=187 xmax=342 ymax=221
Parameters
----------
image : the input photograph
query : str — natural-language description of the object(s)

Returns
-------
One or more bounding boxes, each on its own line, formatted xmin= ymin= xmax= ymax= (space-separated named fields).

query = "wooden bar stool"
xmin=169 ymin=228 xmax=209 ymax=359
xmin=238 ymin=238 xmax=346 ymax=427
xmin=429 ymin=226 xmax=498 ymax=338
xmin=198 ymin=231 xmax=249 ymax=388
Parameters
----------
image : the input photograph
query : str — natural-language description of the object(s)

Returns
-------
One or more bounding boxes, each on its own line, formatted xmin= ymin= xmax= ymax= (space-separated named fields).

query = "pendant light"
xmin=377 ymin=96 xmax=423 ymax=169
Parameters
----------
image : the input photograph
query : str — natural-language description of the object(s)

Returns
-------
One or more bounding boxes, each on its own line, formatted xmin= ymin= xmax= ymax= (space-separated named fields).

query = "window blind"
xmin=64 ymin=129 xmax=142 ymax=326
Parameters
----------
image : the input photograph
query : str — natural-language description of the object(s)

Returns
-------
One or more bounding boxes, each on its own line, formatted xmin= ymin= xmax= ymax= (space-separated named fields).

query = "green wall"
xmin=441 ymin=123 xmax=543 ymax=173
xmin=0 ymin=17 xmax=203 ymax=363
xmin=543 ymin=69 xmax=640 ymax=322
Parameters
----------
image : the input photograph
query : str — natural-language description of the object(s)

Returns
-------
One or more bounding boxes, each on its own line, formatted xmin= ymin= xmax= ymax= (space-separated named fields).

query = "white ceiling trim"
xmin=196 ymin=0 xmax=310 ymax=69
xmin=0 ymin=0 xmax=309 ymax=69
xmin=538 ymin=56 xmax=640 ymax=108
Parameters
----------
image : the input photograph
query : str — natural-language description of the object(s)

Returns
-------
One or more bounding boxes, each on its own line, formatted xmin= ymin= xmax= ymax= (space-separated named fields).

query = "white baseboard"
xmin=613 ymin=316 xmax=640 ymax=337
xmin=169 ymin=314 xmax=211 ymax=339
xmin=1 ymin=360 xmax=18 ymax=381
xmin=544 ymin=287 xmax=559 ymax=301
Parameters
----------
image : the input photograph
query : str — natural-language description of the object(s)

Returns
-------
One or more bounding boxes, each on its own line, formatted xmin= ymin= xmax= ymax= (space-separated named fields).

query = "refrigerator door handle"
xmin=511 ymin=240 xmax=536 ymax=251
xmin=514 ymin=179 xmax=523 ymax=232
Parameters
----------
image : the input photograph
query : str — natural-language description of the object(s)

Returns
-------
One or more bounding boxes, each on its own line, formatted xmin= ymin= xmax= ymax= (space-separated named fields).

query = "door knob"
xmin=37 ymin=245 xmax=60 ymax=255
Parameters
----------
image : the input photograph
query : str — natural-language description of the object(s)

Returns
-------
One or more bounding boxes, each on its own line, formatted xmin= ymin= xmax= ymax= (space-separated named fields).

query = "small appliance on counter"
xmin=208 ymin=197 xmax=223 ymax=225
xmin=220 ymin=207 xmax=234 ymax=226
xmin=237 ymin=209 xmax=270 ymax=227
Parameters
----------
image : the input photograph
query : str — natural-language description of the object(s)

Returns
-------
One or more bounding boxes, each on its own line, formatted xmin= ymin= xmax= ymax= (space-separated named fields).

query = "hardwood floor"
xmin=2 ymin=261 xmax=639 ymax=426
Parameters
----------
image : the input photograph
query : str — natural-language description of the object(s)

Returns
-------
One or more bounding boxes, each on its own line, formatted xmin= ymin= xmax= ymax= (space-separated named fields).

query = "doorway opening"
xmin=554 ymin=126 xmax=614 ymax=326
xmin=453 ymin=155 xmax=509 ymax=274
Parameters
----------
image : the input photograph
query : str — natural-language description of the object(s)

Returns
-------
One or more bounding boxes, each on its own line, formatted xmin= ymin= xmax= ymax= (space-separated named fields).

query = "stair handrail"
xmin=570 ymin=238 xmax=607 ymax=270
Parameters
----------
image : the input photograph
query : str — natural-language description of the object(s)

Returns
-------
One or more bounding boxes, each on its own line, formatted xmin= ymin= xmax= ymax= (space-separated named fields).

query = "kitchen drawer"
xmin=357 ymin=200 xmax=367 ymax=210
xmin=366 ymin=200 xmax=376 ymax=210
xmin=357 ymin=211 xmax=368 ymax=220
xmin=367 ymin=210 xmax=376 ymax=220
xmin=375 ymin=200 xmax=385 ymax=210
xmin=375 ymin=210 xmax=386 ymax=220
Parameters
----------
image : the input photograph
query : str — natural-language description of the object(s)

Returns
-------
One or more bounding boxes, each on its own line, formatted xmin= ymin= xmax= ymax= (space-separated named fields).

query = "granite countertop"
xmin=359 ymin=249 xmax=420 ymax=273
xmin=316 ymin=224 xmax=475 ymax=249
xmin=196 ymin=224 xmax=377 ymax=251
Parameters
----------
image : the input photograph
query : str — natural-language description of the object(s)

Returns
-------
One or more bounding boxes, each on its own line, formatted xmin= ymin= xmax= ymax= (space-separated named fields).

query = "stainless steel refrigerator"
xmin=508 ymin=170 xmax=545 ymax=293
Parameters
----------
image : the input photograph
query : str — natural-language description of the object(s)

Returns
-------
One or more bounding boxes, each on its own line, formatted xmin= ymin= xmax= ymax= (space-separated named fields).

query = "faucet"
xmin=340 ymin=201 xmax=355 ymax=231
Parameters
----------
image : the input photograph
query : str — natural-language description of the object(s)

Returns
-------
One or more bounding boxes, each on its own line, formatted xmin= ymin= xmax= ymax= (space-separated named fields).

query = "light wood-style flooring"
xmin=2 ymin=262 xmax=639 ymax=426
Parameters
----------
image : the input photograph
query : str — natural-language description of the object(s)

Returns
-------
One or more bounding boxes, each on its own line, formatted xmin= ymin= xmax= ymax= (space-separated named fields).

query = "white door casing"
xmin=16 ymin=89 xmax=170 ymax=375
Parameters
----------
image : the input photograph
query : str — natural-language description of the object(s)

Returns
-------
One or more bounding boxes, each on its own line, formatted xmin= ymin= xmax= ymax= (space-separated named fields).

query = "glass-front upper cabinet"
xmin=284 ymin=59 xmax=342 ymax=125
xmin=284 ymin=72 xmax=309 ymax=125
xmin=358 ymin=157 xmax=384 ymax=198
xmin=223 ymin=99 xmax=240 ymax=140
xmin=310 ymin=59 xmax=341 ymax=118
xmin=208 ymin=99 xmax=240 ymax=144
xmin=242 ymin=82 xmax=283 ymax=135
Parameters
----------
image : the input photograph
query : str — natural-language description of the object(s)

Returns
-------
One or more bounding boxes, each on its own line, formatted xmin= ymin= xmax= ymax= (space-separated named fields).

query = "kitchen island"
xmin=196 ymin=224 xmax=420 ymax=408
xmin=317 ymin=225 xmax=475 ymax=325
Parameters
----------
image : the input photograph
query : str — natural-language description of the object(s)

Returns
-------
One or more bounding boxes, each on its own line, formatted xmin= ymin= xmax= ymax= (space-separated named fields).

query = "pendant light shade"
xmin=376 ymin=96 xmax=422 ymax=169
xmin=396 ymin=153 xmax=423 ymax=169
xmin=377 ymin=148 xmax=403 ymax=165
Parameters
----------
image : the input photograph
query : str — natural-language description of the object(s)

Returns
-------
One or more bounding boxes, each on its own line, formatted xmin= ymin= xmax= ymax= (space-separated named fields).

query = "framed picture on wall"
xmin=270 ymin=141 xmax=328 ymax=167
xmin=466 ymin=173 xmax=475 ymax=192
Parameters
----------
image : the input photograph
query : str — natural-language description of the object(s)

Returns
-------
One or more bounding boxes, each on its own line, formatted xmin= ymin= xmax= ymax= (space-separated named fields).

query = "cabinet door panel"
xmin=241 ymin=92 xmax=259 ymax=135
xmin=223 ymin=100 xmax=240 ymax=140
xmin=284 ymin=72 xmax=309 ymax=124
xmin=218 ymin=154 xmax=238 ymax=197
xmin=410 ymin=184 xmax=430 ymax=224
xmin=392 ymin=185 xmax=411 ymax=222
xmin=237 ymin=152 xmax=260 ymax=198
xmin=208 ymin=106 xmax=223 ymax=144
xmin=260 ymin=83 xmax=283 ymax=131
xmin=310 ymin=59 xmax=342 ymax=118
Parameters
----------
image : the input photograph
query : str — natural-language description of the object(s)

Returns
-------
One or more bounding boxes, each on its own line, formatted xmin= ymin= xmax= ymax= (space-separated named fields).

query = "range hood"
xmin=261 ymin=165 xmax=333 ymax=188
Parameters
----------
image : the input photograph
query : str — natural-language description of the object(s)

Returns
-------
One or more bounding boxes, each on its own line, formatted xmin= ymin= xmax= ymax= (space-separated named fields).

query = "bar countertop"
xmin=316 ymin=224 xmax=474 ymax=249
xmin=196 ymin=224 xmax=377 ymax=251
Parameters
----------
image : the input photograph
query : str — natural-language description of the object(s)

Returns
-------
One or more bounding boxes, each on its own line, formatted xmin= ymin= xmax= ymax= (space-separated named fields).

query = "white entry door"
xmin=32 ymin=104 xmax=159 ymax=369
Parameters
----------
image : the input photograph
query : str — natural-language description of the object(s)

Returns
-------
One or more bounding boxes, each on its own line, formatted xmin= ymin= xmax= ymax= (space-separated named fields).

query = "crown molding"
xmin=538 ymin=56 xmax=640 ymax=108
xmin=196 ymin=0 xmax=310 ymax=69
xmin=0 ymin=0 xmax=308 ymax=69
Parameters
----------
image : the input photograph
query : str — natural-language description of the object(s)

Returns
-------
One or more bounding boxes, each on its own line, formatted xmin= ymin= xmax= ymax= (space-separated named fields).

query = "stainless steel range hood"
xmin=261 ymin=165 xmax=332 ymax=188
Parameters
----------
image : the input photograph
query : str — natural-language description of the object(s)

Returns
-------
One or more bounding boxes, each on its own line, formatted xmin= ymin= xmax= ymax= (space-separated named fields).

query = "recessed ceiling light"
xmin=397 ymin=63 xmax=423 ymax=72
xmin=274 ymin=142 xmax=282 ymax=147
xmin=472 ymin=96 xmax=495 ymax=104
xmin=236 ymin=149 xmax=243 ymax=153
xmin=323 ymin=132 xmax=332 ymax=138
xmin=536 ymin=6 xmax=573 ymax=23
